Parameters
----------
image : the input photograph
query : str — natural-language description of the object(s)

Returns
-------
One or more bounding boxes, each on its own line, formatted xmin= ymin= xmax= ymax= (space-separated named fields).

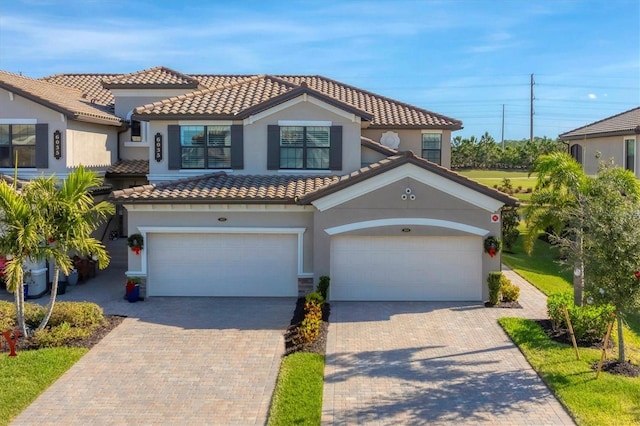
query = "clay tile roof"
xmin=0 ymin=71 xmax=122 ymax=126
xmin=559 ymin=107 xmax=640 ymax=139
xmin=299 ymin=151 xmax=518 ymax=206
xmin=41 ymin=73 xmax=119 ymax=108
xmin=133 ymin=75 xmax=295 ymax=118
xmin=276 ymin=75 xmax=462 ymax=128
xmin=106 ymin=160 xmax=149 ymax=177
xmin=102 ymin=66 xmax=200 ymax=89
xmin=110 ymin=172 xmax=339 ymax=203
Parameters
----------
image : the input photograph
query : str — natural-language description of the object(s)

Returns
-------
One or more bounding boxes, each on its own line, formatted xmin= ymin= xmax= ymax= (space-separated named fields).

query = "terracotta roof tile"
xmin=111 ymin=172 xmax=338 ymax=203
xmin=106 ymin=160 xmax=149 ymax=177
xmin=102 ymin=66 xmax=199 ymax=89
xmin=41 ymin=68 xmax=462 ymax=128
xmin=41 ymin=73 xmax=118 ymax=108
xmin=560 ymin=106 xmax=640 ymax=139
xmin=0 ymin=71 xmax=122 ymax=126
xmin=361 ymin=136 xmax=398 ymax=156
xmin=133 ymin=76 xmax=294 ymax=117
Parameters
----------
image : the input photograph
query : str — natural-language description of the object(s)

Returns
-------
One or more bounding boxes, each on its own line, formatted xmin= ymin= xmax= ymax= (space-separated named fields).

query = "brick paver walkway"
xmin=6 ymin=240 xmax=294 ymax=426
xmin=322 ymin=267 xmax=576 ymax=425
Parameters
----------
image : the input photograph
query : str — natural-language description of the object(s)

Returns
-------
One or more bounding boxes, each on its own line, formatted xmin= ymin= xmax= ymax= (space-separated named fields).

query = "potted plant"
xmin=125 ymin=276 xmax=141 ymax=302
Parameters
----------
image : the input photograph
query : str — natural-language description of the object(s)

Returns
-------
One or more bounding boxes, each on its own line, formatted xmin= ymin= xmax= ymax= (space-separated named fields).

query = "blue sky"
xmin=1 ymin=0 xmax=638 ymax=141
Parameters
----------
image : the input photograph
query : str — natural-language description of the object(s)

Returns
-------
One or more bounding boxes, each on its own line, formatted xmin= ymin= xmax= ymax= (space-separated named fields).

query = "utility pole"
xmin=530 ymin=73 xmax=535 ymax=142
xmin=501 ymin=104 xmax=505 ymax=148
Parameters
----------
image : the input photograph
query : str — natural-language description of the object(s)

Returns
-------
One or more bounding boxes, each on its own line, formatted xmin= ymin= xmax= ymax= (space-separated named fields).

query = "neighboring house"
xmin=0 ymin=66 xmax=517 ymax=302
xmin=559 ymin=107 xmax=640 ymax=177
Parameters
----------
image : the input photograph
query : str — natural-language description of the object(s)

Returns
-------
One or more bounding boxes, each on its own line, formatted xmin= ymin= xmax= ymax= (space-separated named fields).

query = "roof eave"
xmin=560 ymin=129 xmax=639 ymax=140
xmin=132 ymin=113 xmax=236 ymax=121
xmin=367 ymin=123 xmax=464 ymax=130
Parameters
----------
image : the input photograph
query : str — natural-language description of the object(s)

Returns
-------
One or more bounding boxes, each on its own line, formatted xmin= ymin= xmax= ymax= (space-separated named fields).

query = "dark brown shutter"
xmin=267 ymin=125 xmax=280 ymax=170
xmin=329 ymin=125 xmax=342 ymax=170
xmin=35 ymin=123 xmax=48 ymax=168
xmin=230 ymin=125 xmax=244 ymax=169
xmin=167 ymin=125 xmax=181 ymax=170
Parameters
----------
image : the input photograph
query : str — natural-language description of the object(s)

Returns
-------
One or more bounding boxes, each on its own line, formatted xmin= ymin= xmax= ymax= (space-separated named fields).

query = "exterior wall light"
xmin=218 ymin=217 xmax=227 ymax=222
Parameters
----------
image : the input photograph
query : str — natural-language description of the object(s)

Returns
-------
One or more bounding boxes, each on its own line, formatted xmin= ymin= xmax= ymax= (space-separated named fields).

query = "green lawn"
xmin=0 ymin=347 xmax=87 ymax=425
xmin=500 ymin=318 xmax=640 ymax=426
xmin=268 ymin=352 xmax=325 ymax=425
xmin=457 ymin=169 xmax=537 ymax=202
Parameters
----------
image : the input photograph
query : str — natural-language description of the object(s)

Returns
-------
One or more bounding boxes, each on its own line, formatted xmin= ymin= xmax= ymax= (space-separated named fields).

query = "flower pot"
xmin=66 ymin=270 xmax=79 ymax=286
xmin=126 ymin=284 xmax=140 ymax=303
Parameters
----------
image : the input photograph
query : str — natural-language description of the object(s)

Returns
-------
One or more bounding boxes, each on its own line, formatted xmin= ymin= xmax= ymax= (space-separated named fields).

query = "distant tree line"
xmin=451 ymin=132 xmax=566 ymax=169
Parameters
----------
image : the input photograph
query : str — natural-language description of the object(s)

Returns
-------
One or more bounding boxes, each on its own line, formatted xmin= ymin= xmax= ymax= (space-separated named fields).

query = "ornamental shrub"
xmin=487 ymin=272 xmax=502 ymax=305
xmin=47 ymin=302 xmax=104 ymax=328
xmin=305 ymin=292 xmax=324 ymax=306
xmin=0 ymin=301 xmax=16 ymax=331
xmin=547 ymin=292 xmax=615 ymax=344
xmin=32 ymin=322 xmax=92 ymax=347
xmin=317 ymin=276 xmax=330 ymax=300
xmin=500 ymin=276 xmax=520 ymax=302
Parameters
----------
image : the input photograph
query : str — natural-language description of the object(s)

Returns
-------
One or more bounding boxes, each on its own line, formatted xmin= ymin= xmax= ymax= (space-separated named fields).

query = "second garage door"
xmin=147 ymin=233 xmax=298 ymax=297
xmin=330 ymin=235 xmax=482 ymax=301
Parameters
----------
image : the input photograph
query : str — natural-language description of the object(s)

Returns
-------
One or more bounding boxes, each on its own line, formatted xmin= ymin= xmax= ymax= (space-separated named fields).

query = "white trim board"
xmin=312 ymin=163 xmax=505 ymax=212
xmin=325 ymin=218 xmax=489 ymax=236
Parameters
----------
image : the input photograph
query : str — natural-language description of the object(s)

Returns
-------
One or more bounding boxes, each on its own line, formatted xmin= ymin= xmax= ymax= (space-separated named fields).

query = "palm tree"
xmin=34 ymin=166 xmax=114 ymax=330
xmin=524 ymin=152 xmax=588 ymax=304
xmin=0 ymin=166 xmax=114 ymax=333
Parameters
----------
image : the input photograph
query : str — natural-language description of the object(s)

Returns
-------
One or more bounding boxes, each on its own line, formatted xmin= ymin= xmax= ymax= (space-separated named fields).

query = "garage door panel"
xmin=148 ymin=233 xmax=298 ymax=297
xmin=331 ymin=236 xmax=482 ymax=301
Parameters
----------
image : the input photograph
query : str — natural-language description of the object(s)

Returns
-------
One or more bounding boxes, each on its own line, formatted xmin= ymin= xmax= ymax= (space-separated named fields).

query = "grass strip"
xmin=0 ymin=347 xmax=87 ymax=425
xmin=499 ymin=317 xmax=640 ymax=426
xmin=268 ymin=352 xmax=325 ymax=426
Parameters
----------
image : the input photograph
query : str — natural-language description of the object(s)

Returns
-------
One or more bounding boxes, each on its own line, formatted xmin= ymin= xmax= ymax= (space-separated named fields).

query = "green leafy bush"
xmin=0 ymin=301 xmax=16 ymax=331
xmin=32 ymin=322 xmax=92 ymax=347
xmin=547 ymin=292 xmax=615 ymax=344
xmin=305 ymin=292 xmax=324 ymax=306
xmin=47 ymin=302 xmax=104 ymax=328
xmin=487 ymin=272 xmax=502 ymax=305
xmin=500 ymin=276 xmax=520 ymax=302
xmin=24 ymin=303 xmax=46 ymax=328
xmin=317 ymin=276 xmax=330 ymax=300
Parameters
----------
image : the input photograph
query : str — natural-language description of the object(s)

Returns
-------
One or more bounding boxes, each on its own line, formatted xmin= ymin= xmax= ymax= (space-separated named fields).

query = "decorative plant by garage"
xmin=484 ymin=236 xmax=502 ymax=258
xmin=127 ymin=233 xmax=144 ymax=255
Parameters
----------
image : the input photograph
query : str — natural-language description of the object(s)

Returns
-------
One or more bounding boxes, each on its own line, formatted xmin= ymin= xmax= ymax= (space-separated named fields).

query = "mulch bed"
xmin=9 ymin=315 xmax=126 ymax=352
xmin=283 ymin=298 xmax=330 ymax=356
xmin=485 ymin=300 xmax=522 ymax=309
xmin=535 ymin=319 xmax=640 ymax=378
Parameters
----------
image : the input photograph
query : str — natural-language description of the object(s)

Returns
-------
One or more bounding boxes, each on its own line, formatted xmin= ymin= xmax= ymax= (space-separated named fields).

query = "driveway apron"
xmin=10 ymin=297 xmax=293 ymax=426
xmin=322 ymin=269 xmax=576 ymax=425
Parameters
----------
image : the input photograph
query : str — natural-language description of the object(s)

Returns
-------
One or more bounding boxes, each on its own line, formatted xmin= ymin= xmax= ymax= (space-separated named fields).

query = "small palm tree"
xmin=0 ymin=166 xmax=114 ymax=333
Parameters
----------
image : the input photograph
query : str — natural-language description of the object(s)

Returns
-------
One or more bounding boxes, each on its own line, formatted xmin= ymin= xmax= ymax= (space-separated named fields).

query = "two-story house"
xmin=0 ymin=66 xmax=516 ymax=301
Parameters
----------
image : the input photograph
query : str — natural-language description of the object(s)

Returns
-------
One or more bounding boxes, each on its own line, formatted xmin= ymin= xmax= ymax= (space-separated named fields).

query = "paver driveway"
xmin=11 ymin=297 xmax=294 ymax=426
xmin=322 ymin=270 xmax=576 ymax=425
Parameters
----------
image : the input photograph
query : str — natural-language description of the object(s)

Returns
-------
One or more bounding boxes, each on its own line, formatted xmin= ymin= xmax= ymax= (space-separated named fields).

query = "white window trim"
xmin=0 ymin=119 xmax=37 ymax=124
xmin=624 ymin=136 xmax=636 ymax=171
xmin=278 ymin=120 xmax=332 ymax=127
xmin=421 ymin=129 xmax=443 ymax=134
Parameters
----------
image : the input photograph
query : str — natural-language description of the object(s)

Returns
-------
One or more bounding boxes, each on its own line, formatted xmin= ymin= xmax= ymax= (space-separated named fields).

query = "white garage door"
xmin=147 ymin=233 xmax=298 ymax=297
xmin=330 ymin=235 xmax=482 ymax=301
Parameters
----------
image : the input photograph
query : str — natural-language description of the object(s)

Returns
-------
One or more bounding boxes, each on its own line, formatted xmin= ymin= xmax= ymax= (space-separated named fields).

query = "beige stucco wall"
xmin=65 ymin=121 xmax=117 ymax=169
xmin=311 ymin=177 xmax=502 ymax=301
xmin=572 ymin=135 xmax=638 ymax=177
xmin=362 ymin=128 xmax=453 ymax=168
xmin=146 ymin=98 xmax=363 ymax=181
xmin=124 ymin=208 xmax=315 ymax=275
xmin=361 ymin=146 xmax=387 ymax=166
xmin=0 ymin=87 xmax=117 ymax=177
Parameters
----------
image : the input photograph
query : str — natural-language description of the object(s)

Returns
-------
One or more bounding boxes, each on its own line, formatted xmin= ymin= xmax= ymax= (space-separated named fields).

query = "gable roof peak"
xmin=102 ymin=65 xmax=200 ymax=89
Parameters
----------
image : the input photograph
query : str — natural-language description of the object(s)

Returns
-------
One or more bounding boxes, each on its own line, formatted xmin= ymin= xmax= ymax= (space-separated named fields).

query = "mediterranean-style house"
xmin=560 ymin=106 xmax=640 ymax=177
xmin=0 ymin=66 xmax=516 ymax=301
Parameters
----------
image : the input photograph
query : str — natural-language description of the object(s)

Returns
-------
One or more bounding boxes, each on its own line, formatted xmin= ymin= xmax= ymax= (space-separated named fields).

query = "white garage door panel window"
xmin=331 ymin=236 xmax=482 ymax=301
xmin=148 ymin=233 xmax=298 ymax=297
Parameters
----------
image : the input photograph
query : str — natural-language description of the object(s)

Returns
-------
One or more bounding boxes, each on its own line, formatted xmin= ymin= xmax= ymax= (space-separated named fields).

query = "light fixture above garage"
xmin=218 ymin=217 xmax=227 ymax=222
xmin=401 ymin=228 xmax=411 ymax=233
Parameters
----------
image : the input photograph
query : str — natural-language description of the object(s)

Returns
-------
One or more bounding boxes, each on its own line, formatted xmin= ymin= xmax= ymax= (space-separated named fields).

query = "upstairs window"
xmin=625 ymin=137 xmax=636 ymax=173
xmin=130 ymin=120 xmax=142 ymax=142
xmin=421 ymin=133 xmax=442 ymax=165
xmin=280 ymin=126 xmax=330 ymax=170
xmin=0 ymin=124 xmax=37 ymax=167
xmin=180 ymin=125 xmax=231 ymax=169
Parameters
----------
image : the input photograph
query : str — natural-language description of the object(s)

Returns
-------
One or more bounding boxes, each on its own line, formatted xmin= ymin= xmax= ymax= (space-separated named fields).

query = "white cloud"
xmin=588 ymin=93 xmax=597 ymax=99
